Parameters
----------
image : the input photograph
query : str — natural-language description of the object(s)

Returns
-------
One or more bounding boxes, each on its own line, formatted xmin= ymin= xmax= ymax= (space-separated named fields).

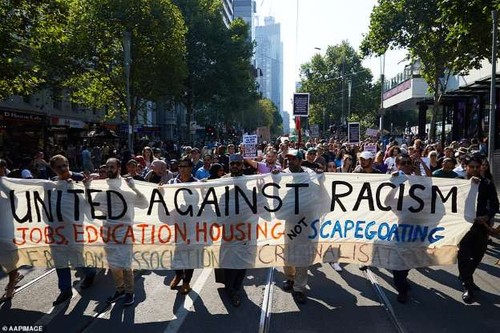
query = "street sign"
xmin=348 ymin=122 xmax=360 ymax=144
xmin=293 ymin=93 xmax=310 ymax=116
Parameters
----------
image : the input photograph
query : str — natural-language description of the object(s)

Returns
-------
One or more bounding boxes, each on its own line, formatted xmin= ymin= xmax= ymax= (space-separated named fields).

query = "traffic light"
xmin=206 ymin=126 xmax=215 ymax=136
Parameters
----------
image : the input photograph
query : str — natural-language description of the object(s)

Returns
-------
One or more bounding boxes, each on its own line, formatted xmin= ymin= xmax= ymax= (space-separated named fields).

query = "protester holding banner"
xmin=458 ymin=154 xmax=499 ymax=304
xmin=49 ymin=154 xmax=97 ymax=306
xmin=218 ymin=154 xmax=248 ymax=307
xmin=167 ymin=157 xmax=199 ymax=295
xmin=281 ymin=149 xmax=315 ymax=304
xmin=391 ymin=154 xmax=423 ymax=303
xmin=0 ymin=159 xmax=24 ymax=302
xmin=87 ymin=158 xmax=148 ymax=307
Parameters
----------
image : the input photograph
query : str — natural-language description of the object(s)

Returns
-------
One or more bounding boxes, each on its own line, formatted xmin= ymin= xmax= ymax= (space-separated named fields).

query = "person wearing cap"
xmin=153 ymin=147 xmax=164 ymax=161
xmin=301 ymin=147 xmax=322 ymax=172
xmin=457 ymin=154 xmax=499 ymax=304
xmin=280 ymin=149 xmax=314 ymax=304
xmin=352 ymin=150 xmax=381 ymax=272
xmin=167 ymin=157 xmax=199 ymax=295
xmin=218 ymin=153 xmax=248 ymax=307
xmin=169 ymin=159 xmax=179 ymax=177
xmin=190 ymin=148 xmax=203 ymax=176
xmin=432 ymin=158 xmax=458 ymax=178
xmin=243 ymin=149 xmax=282 ymax=174
xmin=124 ymin=159 xmax=145 ymax=181
xmin=353 ymin=151 xmax=381 ymax=174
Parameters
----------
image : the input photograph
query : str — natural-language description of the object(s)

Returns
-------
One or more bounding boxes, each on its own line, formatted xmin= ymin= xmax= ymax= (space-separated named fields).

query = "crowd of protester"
xmin=1 ymin=134 xmax=499 ymax=307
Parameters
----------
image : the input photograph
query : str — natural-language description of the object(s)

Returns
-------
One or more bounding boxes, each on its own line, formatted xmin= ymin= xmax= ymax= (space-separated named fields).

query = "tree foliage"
xmin=63 ymin=0 xmax=187 ymax=123
xmin=173 ymin=0 xmax=260 ymax=140
xmin=298 ymin=41 xmax=378 ymax=135
xmin=360 ymin=0 xmax=499 ymax=141
xmin=0 ymin=0 xmax=68 ymax=99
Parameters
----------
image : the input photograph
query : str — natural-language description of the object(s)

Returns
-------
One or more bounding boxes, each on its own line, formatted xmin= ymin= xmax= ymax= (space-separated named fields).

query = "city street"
xmin=1 ymin=220 xmax=499 ymax=333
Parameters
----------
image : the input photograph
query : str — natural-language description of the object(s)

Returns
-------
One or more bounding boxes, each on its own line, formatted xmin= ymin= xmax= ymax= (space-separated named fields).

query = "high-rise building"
xmin=221 ymin=0 xmax=234 ymax=28
xmin=233 ymin=0 xmax=256 ymax=39
xmin=255 ymin=16 xmax=283 ymax=114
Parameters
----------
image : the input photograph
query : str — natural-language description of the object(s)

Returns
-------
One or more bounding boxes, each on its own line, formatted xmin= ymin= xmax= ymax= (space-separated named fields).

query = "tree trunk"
xmin=428 ymin=77 xmax=440 ymax=142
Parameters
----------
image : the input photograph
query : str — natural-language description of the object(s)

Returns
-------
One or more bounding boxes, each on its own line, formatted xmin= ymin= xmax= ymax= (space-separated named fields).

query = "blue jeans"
xmin=56 ymin=267 xmax=96 ymax=292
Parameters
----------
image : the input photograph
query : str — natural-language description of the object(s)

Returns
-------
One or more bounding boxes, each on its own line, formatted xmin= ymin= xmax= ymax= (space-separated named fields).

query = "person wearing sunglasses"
xmin=167 ymin=157 xmax=198 ymax=296
xmin=216 ymin=154 xmax=248 ymax=307
xmin=49 ymin=154 xmax=97 ymax=305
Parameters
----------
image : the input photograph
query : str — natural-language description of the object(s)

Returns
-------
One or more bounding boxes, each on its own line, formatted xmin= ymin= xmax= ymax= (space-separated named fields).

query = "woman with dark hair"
xmin=141 ymin=146 xmax=155 ymax=169
xmin=480 ymin=158 xmax=493 ymax=181
xmin=208 ymin=163 xmax=225 ymax=179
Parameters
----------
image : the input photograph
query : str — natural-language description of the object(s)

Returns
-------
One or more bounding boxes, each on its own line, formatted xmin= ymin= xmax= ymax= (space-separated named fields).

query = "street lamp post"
xmin=123 ymin=30 xmax=133 ymax=153
xmin=379 ymin=54 xmax=386 ymax=136
xmin=488 ymin=10 xmax=497 ymax=175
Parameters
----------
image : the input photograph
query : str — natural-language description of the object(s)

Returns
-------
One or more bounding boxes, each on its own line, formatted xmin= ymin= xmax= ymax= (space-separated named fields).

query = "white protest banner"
xmin=0 ymin=174 xmax=477 ymax=271
xmin=242 ymin=135 xmax=258 ymax=158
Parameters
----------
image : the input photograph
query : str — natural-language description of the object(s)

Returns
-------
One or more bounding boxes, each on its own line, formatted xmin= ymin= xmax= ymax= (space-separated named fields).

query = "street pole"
xmin=488 ymin=10 xmax=497 ymax=175
xmin=379 ymin=54 xmax=386 ymax=137
xmin=123 ymin=30 xmax=133 ymax=154
xmin=347 ymin=79 xmax=352 ymax=120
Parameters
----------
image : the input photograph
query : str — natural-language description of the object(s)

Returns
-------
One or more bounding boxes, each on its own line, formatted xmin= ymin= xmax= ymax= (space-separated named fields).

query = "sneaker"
xmin=332 ymin=263 xmax=343 ymax=272
xmin=282 ymin=279 xmax=294 ymax=292
xmin=107 ymin=291 xmax=125 ymax=304
xmin=80 ymin=275 xmax=95 ymax=289
xmin=462 ymin=288 xmax=474 ymax=304
xmin=123 ymin=293 xmax=135 ymax=306
xmin=293 ymin=291 xmax=307 ymax=304
xmin=53 ymin=290 xmax=73 ymax=306
xmin=170 ymin=275 xmax=182 ymax=290
xmin=180 ymin=283 xmax=191 ymax=295
xmin=359 ymin=265 xmax=368 ymax=271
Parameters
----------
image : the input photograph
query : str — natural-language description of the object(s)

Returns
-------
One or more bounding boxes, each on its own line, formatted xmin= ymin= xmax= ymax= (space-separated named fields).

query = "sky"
xmin=255 ymin=0 xmax=408 ymax=117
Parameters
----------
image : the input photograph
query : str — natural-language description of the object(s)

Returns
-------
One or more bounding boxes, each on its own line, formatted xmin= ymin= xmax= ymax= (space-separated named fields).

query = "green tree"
xmin=173 ymin=0 xmax=229 ymax=141
xmin=208 ymin=18 xmax=260 ymax=130
xmin=360 ymin=0 xmax=499 ymax=141
xmin=0 ymin=0 xmax=68 ymax=99
xmin=299 ymin=41 xmax=378 ymax=135
xmin=63 ymin=0 xmax=187 ymax=125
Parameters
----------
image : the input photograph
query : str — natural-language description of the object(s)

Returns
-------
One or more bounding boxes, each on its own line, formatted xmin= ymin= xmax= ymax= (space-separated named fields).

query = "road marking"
xmin=365 ymin=268 xmax=407 ymax=333
xmin=163 ymin=268 xmax=212 ymax=333
xmin=13 ymin=268 xmax=56 ymax=295
xmin=258 ymin=267 xmax=274 ymax=333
